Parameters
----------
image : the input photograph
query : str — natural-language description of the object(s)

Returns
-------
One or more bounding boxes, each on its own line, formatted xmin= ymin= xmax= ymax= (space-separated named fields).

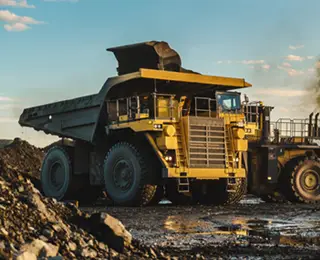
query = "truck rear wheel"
xmin=286 ymin=158 xmax=320 ymax=203
xmin=41 ymin=146 xmax=74 ymax=200
xmin=103 ymin=142 xmax=157 ymax=206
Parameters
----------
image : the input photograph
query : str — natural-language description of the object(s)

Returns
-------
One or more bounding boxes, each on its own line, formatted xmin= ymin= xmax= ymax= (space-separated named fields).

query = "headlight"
xmin=234 ymin=128 xmax=245 ymax=139
xmin=237 ymin=121 xmax=244 ymax=127
xmin=154 ymin=124 xmax=162 ymax=129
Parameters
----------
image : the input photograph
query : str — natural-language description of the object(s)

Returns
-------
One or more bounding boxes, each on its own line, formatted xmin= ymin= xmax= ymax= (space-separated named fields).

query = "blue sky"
xmin=1 ymin=0 xmax=320 ymax=146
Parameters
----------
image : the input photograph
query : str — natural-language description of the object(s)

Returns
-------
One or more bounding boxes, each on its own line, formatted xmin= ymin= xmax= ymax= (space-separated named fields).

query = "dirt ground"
xmin=81 ymin=196 xmax=320 ymax=259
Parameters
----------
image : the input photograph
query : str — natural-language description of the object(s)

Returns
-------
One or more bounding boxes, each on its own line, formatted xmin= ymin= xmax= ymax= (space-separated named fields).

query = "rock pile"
xmin=0 ymin=138 xmax=166 ymax=259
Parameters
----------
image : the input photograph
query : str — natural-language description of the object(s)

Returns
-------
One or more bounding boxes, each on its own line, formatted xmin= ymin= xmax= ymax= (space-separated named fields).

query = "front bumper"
xmin=162 ymin=167 xmax=246 ymax=179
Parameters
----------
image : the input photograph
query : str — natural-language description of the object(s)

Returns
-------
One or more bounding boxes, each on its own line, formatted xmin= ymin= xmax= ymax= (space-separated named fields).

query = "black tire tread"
xmin=104 ymin=142 xmax=157 ymax=206
xmin=289 ymin=157 xmax=320 ymax=204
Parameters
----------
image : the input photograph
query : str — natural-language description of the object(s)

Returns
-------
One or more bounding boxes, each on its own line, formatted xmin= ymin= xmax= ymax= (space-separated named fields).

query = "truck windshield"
xmin=217 ymin=93 xmax=241 ymax=112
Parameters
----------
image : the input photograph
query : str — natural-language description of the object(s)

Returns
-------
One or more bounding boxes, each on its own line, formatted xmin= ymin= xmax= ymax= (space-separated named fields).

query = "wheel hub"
xmin=302 ymin=170 xmax=319 ymax=191
xmin=49 ymin=161 xmax=65 ymax=190
xmin=113 ymin=160 xmax=133 ymax=191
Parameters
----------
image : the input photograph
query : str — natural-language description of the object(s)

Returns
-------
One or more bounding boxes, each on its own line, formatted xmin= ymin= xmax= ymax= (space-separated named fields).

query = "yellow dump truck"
xmin=19 ymin=41 xmax=253 ymax=206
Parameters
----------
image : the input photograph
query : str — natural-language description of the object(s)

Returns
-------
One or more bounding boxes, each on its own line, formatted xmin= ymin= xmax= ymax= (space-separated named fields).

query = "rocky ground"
xmin=84 ymin=197 xmax=320 ymax=259
xmin=0 ymin=139 xmax=167 ymax=259
xmin=0 ymin=138 xmax=319 ymax=259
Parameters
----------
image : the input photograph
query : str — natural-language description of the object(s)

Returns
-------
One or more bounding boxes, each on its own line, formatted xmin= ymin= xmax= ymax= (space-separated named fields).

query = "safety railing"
xmin=106 ymin=93 xmax=177 ymax=124
xmin=269 ymin=117 xmax=320 ymax=144
xmin=242 ymin=101 xmax=261 ymax=125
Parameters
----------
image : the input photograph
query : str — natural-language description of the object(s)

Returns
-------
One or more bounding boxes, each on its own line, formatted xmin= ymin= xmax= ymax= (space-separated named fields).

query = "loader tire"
xmin=41 ymin=146 xmax=75 ymax=201
xmin=103 ymin=142 xmax=157 ymax=206
xmin=283 ymin=158 xmax=320 ymax=203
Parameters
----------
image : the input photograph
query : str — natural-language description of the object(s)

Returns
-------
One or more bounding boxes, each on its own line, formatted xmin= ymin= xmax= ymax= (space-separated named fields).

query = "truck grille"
xmin=187 ymin=116 xmax=226 ymax=168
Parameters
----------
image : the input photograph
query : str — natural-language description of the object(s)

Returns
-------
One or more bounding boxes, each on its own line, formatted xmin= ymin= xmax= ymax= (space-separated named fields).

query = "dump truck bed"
xmin=19 ymin=93 xmax=101 ymax=142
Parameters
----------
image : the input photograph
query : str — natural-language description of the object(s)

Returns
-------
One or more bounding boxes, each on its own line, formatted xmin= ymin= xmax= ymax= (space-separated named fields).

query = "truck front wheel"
xmin=103 ymin=142 xmax=157 ymax=206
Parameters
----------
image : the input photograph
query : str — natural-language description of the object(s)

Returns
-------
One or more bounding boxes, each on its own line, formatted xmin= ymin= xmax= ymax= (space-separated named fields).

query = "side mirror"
xmin=244 ymin=94 xmax=249 ymax=103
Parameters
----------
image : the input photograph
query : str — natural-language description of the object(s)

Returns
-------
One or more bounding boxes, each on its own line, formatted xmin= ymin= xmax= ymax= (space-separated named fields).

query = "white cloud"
xmin=261 ymin=64 xmax=270 ymax=70
xmin=4 ymin=22 xmax=30 ymax=31
xmin=241 ymin=60 xmax=265 ymax=65
xmin=256 ymin=89 xmax=307 ymax=97
xmin=282 ymin=62 xmax=292 ymax=67
xmin=285 ymin=55 xmax=305 ymax=61
xmin=0 ymin=10 xmax=43 ymax=31
xmin=307 ymin=56 xmax=315 ymax=60
xmin=0 ymin=96 xmax=13 ymax=101
xmin=0 ymin=10 xmax=43 ymax=24
xmin=289 ymin=44 xmax=304 ymax=50
xmin=0 ymin=0 xmax=34 ymax=8
xmin=287 ymin=69 xmax=304 ymax=76
xmin=217 ymin=61 xmax=223 ymax=64
xmin=278 ymin=65 xmax=304 ymax=76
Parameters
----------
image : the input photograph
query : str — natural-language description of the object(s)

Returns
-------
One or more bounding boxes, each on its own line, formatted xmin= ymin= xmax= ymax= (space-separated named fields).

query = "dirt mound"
xmin=0 ymin=138 xmax=44 ymax=192
xmin=0 ymin=139 xmax=166 ymax=259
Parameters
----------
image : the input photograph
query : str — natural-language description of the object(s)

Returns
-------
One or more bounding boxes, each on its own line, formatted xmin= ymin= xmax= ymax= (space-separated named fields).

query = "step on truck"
xmin=19 ymin=41 xmax=252 ymax=206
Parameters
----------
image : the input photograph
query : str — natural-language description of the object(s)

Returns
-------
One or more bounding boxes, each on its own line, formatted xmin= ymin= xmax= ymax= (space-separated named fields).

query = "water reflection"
xmin=163 ymin=215 xmax=320 ymax=246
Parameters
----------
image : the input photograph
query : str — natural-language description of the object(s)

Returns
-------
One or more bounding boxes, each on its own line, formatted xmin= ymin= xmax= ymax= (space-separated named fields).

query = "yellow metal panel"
xmin=156 ymin=136 xmax=178 ymax=150
xmin=219 ymin=113 xmax=245 ymax=123
xmin=167 ymin=167 xmax=246 ymax=179
xmin=144 ymin=132 xmax=169 ymax=167
xmin=278 ymin=149 xmax=307 ymax=167
xmin=233 ymin=128 xmax=245 ymax=139
xmin=139 ymin=68 xmax=252 ymax=88
xmin=109 ymin=119 xmax=168 ymax=131
xmin=234 ymin=139 xmax=248 ymax=151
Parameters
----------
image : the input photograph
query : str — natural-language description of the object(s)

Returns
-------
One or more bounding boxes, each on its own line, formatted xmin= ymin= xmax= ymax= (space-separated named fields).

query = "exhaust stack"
xmin=308 ymin=112 xmax=314 ymax=137
xmin=315 ymin=113 xmax=319 ymax=137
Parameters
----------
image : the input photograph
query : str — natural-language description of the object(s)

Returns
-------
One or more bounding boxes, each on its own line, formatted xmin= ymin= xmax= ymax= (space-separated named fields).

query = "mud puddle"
xmin=81 ymin=195 xmax=320 ymax=259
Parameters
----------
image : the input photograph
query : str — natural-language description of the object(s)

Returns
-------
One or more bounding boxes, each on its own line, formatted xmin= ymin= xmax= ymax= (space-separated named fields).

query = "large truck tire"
xmin=103 ymin=142 xmax=157 ymax=206
xmin=226 ymin=178 xmax=247 ymax=204
xmin=41 ymin=146 xmax=77 ymax=201
xmin=283 ymin=158 xmax=320 ymax=203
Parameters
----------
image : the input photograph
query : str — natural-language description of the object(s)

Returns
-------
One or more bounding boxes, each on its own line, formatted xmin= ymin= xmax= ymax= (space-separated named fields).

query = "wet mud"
xmin=81 ymin=196 xmax=320 ymax=259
